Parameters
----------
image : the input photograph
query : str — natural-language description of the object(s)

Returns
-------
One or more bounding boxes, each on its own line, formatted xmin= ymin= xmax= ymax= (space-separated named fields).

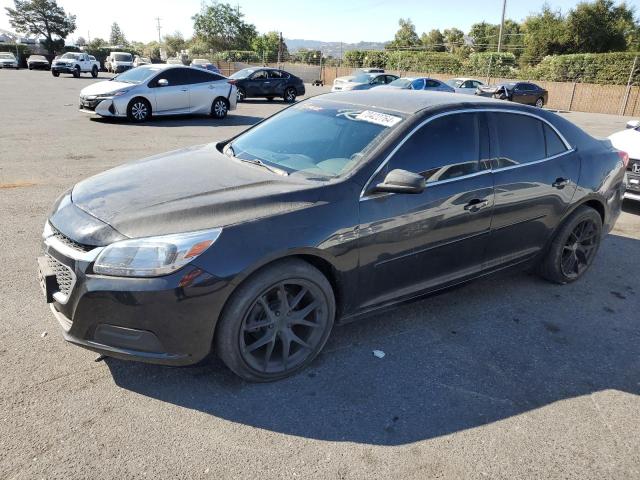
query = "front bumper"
xmin=0 ymin=62 xmax=18 ymax=68
xmin=112 ymin=64 xmax=132 ymax=73
xmin=52 ymin=64 xmax=76 ymax=73
xmin=624 ymin=168 xmax=640 ymax=201
xmin=79 ymin=96 xmax=124 ymax=117
xmin=40 ymin=225 xmax=231 ymax=366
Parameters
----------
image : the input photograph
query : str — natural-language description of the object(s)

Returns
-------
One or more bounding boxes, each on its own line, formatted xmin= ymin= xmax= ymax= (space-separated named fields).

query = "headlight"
xmin=96 ymin=90 xmax=129 ymax=99
xmin=93 ymin=228 xmax=222 ymax=277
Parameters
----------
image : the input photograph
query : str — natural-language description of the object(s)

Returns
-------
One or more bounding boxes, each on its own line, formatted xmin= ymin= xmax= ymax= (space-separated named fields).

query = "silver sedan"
xmin=79 ymin=64 xmax=237 ymax=122
xmin=380 ymin=77 xmax=455 ymax=92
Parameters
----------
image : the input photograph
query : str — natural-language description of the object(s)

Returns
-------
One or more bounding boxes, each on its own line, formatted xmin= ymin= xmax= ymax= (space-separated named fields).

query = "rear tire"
xmin=52 ymin=71 xmax=59 ymax=77
xmin=211 ymin=97 xmax=229 ymax=119
xmin=284 ymin=87 xmax=297 ymax=103
xmin=237 ymin=87 xmax=246 ymax=102
xmin=91 ymin=66 xmax=98 ymax=78
xmin=536 ymin=206 xmax=602 ymax=284
xmin=127 ymin=97 xmax=151 ymax=122
xmin=535 ymin=97 xmax=544 ymax=108
xmin=215 ymin=259 xmax=335 ymax=382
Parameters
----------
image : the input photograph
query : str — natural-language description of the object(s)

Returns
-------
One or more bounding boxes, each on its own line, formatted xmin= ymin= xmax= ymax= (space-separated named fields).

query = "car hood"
xmin=609 ymin=128 xmax=640 ymax=159
xmin=80 ymin=80 xmax=134 ymax=96
xmin=333 ymin=76 xmax=355 ymax=84
xmin=69 ymin=143 xmax=322 ymax=239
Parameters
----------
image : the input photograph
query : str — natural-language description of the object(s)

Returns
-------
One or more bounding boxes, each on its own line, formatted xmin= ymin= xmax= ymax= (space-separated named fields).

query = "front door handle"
xmin=552 ymin=177 xmax=569 ymax=189
xmin=180 ymin=88 xmax=188 ymax=92
xmin=464 ymin=199 xmax=489 ymax=212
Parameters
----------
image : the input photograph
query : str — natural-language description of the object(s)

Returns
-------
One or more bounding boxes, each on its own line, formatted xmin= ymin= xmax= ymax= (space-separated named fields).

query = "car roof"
xmin=320 ymin=89 xmax=515 ymax=114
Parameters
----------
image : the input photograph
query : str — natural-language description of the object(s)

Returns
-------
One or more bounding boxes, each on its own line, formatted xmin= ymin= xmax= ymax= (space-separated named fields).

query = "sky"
xmin=0 ymin=0 xmax=614 ymax=44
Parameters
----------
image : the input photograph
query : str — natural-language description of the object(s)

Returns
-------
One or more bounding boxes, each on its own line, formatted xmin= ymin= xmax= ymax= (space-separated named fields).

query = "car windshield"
xmin=388 ymin=78 xmax=412 ymax=88
xmin=114 ymin=53 xmax=132 ymax=61
xmin=0 ymin=53 xmax=15 ymax=59
xmin=30 ymin=55 xmax=46 ymax=60
xmin=228 ymin=99 xmax=405 ymax=178
xmin=61 ymin=53 xmax=80 ymax=59
xmin=352 ymin=74 xmax=373 ymax=83
xmin=114 ymin=66 xmax=163 ymax=84
xmin=229 ymin=68 xmax=255 ymax=79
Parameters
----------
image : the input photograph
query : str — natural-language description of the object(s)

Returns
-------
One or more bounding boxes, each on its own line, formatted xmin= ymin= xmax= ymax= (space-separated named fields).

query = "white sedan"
xmin=609 ymin=120 xmax=640 ymax=201
xmin=78 ymin=64 xmax=237 ymax=122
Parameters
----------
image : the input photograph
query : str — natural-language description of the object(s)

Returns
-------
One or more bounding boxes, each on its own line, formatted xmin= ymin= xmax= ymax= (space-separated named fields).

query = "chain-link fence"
xmin=201 ymin=50 xmax=640 ymax=116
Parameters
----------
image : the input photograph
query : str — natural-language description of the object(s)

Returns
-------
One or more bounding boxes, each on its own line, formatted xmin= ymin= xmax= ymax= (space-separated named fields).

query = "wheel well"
xmin=582 ymin=199 xmax=605 ymax=224
xmin=128 ymin=96 xmax=152 ymax=113
xmin=294 ymin=254 xmax=342 ymax=313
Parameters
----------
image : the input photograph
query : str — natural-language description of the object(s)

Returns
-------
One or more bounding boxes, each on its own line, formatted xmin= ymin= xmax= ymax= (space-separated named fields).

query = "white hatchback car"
xmin=609 ymin=120 xmax=640 ymax=201
xmin=79 ymin=64 xmax=237 ymax=122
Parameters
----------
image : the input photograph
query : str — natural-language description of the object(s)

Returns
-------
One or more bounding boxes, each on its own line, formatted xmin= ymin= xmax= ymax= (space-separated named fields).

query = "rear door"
xmin=268 ymin=70 xmax=286 ymax=96
xmin=187 ymin=68 xmax=228 ymax=114
xmin=357 ymin=112 xmax=495 ymax=310
xmin=484 ymin=111 xmax=579 ymax=269
xmin=149 ymin=68 xmax=191 ymax=114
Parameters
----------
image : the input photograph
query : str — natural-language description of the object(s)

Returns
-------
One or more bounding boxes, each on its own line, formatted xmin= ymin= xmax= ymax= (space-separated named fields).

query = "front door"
xmin=245 ymin=70 xmax=269 ymax=97
xmin=357 ymin=112 xmax=495 ymax=310
xmin=484 ymin=111 xmax=579 ymax=269
xmin=150 ymin=68 xmax=190 ymax=114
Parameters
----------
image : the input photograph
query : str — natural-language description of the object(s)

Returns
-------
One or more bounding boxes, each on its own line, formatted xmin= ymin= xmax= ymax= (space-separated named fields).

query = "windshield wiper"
xmin=239 ymin=158 xmax=289 ymax=176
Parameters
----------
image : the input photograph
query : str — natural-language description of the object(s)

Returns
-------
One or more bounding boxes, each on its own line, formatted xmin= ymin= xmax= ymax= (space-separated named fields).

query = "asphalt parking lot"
xmin=1 ymin=69 xmax=639 ymax=479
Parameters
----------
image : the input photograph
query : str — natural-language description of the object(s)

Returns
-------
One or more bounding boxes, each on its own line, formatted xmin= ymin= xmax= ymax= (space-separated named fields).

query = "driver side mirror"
xmin=375 ymin=169 xmax=425 ymax=194
xmin=157 ymin=78 xmax=169 ymax=87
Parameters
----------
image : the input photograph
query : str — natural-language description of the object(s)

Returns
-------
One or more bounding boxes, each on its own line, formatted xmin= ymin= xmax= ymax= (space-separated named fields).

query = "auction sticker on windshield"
xmin=355 ymin=110 xmax=402 ymax=127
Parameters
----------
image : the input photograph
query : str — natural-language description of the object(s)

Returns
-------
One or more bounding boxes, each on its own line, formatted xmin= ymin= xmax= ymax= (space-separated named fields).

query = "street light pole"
xmin=497 ymin=0 xmax=507 ymax=53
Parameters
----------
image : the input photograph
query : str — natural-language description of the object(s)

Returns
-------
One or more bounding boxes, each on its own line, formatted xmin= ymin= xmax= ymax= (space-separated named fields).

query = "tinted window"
xmin=411 ymin=78 xmax=425 ymax=90
xmin=385 ymin=75 xmax=398 ymax=84
xmin=425 ymin=79 xmax=440 ymax=88
xmin=189 ymin=68 xmax=223 ymax=83
xmin=250 ymin=70 xmax=268 ymax=80
xmin=493 ymin=113 xmax=545 ymax=166
xmin=387 ymin=113 xmax=488 ymax=183
xmin=268 ymin=70 xmax=282 ymax=78
xmin=151 ymin=68 xmax=190 ymax=87
xmin=544 ymin=123 xmax=567 ymax=157
xmin=371 ymin=75 xmax=386 ymax=85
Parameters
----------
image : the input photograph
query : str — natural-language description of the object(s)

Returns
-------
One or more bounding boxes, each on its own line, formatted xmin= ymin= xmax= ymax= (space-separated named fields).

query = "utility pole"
xmin=497 ymin=0 xmax=507 ymax=53
xmin=155 ymin=17 xmax=162 ymax=44
xmin=278 ymin=31 xmax=283 ymax=68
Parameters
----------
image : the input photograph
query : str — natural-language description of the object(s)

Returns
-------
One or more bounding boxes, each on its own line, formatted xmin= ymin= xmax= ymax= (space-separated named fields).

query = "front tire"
xmin=127 ymin=97 xmax=151 ymax=122
xmin=284 ymin=87 xmax=297 ymax=103
xmin=215 ymin=259 xmax=336 ymax=382
xmin=537 ymin=206 xmax=602 ymax=284
xmin=73 ymin=66 xmax=80 ymax=78
xmin=211 ymin=97 xmax=229 ymax=119
xmin=52 ymin=71 xmax=59 ymax=77
xmin=91 ymin=66 xmax=98 ymax=78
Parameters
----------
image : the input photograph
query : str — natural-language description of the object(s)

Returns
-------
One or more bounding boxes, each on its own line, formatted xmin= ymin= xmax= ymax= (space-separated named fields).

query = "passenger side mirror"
xmin=375 ymin=169 xmax=425 ymax=194
xmin=157 ymin=78 xmax=169 ymax=87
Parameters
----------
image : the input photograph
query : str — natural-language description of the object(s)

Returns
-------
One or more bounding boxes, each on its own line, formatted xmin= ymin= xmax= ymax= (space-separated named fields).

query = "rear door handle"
xmin=552 ymin=178 xmax=569 ymax=189
xmin=464 ymin=199 xmax=489 ymax=212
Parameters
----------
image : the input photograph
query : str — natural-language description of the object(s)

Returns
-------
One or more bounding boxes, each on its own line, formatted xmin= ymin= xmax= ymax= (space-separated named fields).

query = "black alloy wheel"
xmin=537 ymin=206 xmax=602 ymax=284
xmin=216 ymin=259 xmax=335 ymax=381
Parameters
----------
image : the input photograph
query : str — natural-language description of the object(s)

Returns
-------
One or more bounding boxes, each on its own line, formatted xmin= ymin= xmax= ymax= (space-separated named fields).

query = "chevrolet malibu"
xmin=79 ymin=64 xmax=236 ymax=121
xmin=39 ymin=90 xmax=626 ymax=381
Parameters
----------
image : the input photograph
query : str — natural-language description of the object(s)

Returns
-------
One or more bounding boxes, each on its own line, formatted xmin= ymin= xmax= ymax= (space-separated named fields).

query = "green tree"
xmin=252 ymin=31 xmax=287 ymax=62
xmin=142 ymin=41 xmax=162 ymax=60
xmin=192 ymin=2 xmax=257 ymax=51
xmin=443 ymin=28 xmax=465 ymax=53
xmin=5 ymin=0 xmax=76 ymax=55
xmin=521 ymin=5 xmax=569 ymax=65
xmin=109 ymin=22 xmax=126 ymax=46
xmin=469 ymin=21 xmax=498 ymax=52
xmin=388 ymin=18 xmax=421 ymax=48
xmin=421 ymin=29 xmax=445 ymax=52
xmin=75 ymin=35 xmax=86 ymax=46
xmin=566 ymin=0 xmax=638 ymax=53
xmin=164 ymin=31 xmax=187 ymax=57
xmin=87 ymin=37 xmax=107 ymax=50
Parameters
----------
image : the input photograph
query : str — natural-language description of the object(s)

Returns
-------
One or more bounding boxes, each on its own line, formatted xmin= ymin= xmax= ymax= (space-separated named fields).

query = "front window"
xmin=114 ymin=66 xmax=163 ymax=84
xmin=229 ymin=68 xmax=255 ymax=79
xmin=228 ymin=99 xmax=405 ymax=178
xmin=61 ymin=53 xmax=80 ymax=60
xmin=352 ymin=74 xmax=373 ymax=83
xmin=388 ymin=78 xmax=412 ymax=88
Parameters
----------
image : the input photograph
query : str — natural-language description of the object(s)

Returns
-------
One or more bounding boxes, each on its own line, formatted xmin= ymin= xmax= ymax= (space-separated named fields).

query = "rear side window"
xmin=425 ymin=79 xmax=440 ymax=88
xmin=544 ymin=123 xmax=568 ymax=157
xmin=492 ymin=113 xmax=545 ymax=167
xmin=386 ymin=113 xmax=488 ymax=183
xmin=411 ymin=78 xmax=425 ymax=90
xmin=268 ymin=70 xmax=282 ymax=78
xmin=189 ymin=68 xmax=224 ymax=83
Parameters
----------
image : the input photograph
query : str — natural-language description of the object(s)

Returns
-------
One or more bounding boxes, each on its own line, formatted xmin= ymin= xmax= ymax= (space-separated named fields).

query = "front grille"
xmin=46 ymin=255 xmax=75 ymax=299
xmin=628 ymin=158 xmax=640 ymax=173
xmin=51 ymin=227 xmax=94 ymax=252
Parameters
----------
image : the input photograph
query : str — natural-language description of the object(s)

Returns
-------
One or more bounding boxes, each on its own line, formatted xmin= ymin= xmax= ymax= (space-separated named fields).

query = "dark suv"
xmin=229 ymin=67 xmax=305 ymax=103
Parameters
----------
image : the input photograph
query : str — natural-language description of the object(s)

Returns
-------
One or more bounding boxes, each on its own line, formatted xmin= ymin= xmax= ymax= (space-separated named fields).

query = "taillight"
xmin=227 ymin=79 xmax=237 ymax=85
xmin=617 ymin=150 xmax=629 ymax=169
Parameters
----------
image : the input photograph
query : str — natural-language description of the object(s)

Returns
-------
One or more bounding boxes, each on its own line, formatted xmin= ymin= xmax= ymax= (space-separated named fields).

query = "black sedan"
xmin=39 ymin=90 xmax=625 ymax=381
xmin=476 ymin=81 xmax=549 ymax=108
xmin=228 ymin=67 xmax=305 ymax=103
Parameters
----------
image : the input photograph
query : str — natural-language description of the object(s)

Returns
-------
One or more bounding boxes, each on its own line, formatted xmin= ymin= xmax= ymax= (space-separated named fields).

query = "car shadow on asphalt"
xmin=622 ymin=199 xmax=640 ymax=215
xmin=90 ymin=114 xmax=264 ymax=127
xmin=105 ymin=234 xmax=640 ymax=446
